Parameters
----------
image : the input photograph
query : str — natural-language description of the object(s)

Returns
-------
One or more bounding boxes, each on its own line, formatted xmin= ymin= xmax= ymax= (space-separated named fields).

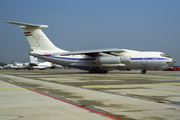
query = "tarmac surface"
xmin=0 ymin=69 xmax=180 ymax=120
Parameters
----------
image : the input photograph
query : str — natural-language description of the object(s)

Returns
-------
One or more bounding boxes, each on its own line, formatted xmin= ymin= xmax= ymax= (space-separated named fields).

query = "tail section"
xmin=29 ymin=55 xmax=38 ymax=63
xmin=5 ymin=21 xmax=67 ymax=53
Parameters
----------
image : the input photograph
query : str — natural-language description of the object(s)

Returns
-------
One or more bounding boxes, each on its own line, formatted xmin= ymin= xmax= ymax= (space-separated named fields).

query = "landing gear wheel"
xmin=89 ymin=70 xmax=108 ymax=73
xmin=89 ymin=70 xmax=95 ymax=73
xmin=141 ymin=70 xmax=146 ymax=74
xmin=103 ymin=71 xmax=108 ymax=73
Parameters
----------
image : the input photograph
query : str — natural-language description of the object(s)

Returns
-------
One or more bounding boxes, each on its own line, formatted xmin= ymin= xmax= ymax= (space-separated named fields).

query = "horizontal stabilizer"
xmin=5 ymin=21 xmax=48 ymax=29
xmin=5 ymin=21 xmax=67 ymax=52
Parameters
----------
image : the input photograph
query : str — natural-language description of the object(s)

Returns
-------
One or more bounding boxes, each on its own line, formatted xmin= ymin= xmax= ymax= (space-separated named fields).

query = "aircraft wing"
xmin=59 ymin=48 xmax=130 ymax=56
xmin=38 ymin=48 xmax=135 ymax=57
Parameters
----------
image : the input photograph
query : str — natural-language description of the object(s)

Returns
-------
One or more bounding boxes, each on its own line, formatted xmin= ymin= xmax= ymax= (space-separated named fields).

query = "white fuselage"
xmin=30 ymin=50 xmax=175 ymax=71
xmin=6 ymin=21 xmax=175 ymax=73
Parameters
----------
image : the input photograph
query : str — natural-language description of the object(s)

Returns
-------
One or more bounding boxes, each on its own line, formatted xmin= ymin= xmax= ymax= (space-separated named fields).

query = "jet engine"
xmin=120 ymin=56 xmax=131 ymax=63
xmin=95 ymin=56 xmax=131 ymax=64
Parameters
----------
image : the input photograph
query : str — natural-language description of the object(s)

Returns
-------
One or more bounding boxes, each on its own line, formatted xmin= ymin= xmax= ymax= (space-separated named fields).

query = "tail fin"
xmin=29 ymin=55 xmax=38 ymax=63
xmin=5 ymin=21 xmax=66 ymax=52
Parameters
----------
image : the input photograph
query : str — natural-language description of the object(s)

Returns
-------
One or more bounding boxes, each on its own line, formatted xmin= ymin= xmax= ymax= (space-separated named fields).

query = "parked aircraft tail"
xmin=5 ymin=21 xmax=67 ymax=53
xmin=30 ymin=56 xmax=38 ymax=63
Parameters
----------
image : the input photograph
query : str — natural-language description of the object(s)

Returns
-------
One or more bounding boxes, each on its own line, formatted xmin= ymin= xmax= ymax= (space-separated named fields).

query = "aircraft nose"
xmin=166 ymin=58 xmax=176 ymax=68
xmin=172 ymin=58 xmax=176 ymax=64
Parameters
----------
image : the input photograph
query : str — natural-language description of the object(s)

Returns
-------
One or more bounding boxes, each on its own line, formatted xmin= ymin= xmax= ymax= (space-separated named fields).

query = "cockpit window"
xmin=160 ymin=53 xmax=171 ymax=58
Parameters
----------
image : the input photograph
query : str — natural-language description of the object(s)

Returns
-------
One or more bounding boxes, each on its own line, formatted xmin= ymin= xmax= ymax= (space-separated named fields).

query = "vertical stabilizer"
xmin=30 ymin=55 xmax=38 ymax=63
xmin=5 ymin=21 xmax=67 ymax=53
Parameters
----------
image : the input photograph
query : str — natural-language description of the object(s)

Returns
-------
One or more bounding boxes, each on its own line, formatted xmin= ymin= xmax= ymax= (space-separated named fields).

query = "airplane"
xmin=5 ymin=21 xmax=176 ymax=74
xmin=9 ymin=62 xmax=24 ymax=70
xmin=4 ymin=64 xmax=12 ymax=69
xmin=4 ymin=63 xmax=20 ymax=69
xmin=51 ymin=64 xmax=64 ymax=69
xmin=5 ymin=56 xmax=53 ymax=70
xmin=23 ymin=55 xmax=53 ymax=70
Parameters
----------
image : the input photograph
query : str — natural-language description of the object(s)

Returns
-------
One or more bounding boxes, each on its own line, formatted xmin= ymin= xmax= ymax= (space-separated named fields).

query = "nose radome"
xmin=172 ymin=58 xmax=176 ymax=64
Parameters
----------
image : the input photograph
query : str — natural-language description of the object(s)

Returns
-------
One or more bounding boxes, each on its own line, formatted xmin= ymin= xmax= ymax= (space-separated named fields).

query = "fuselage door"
xmin=142 ymin=58 xmax=147 ymax=66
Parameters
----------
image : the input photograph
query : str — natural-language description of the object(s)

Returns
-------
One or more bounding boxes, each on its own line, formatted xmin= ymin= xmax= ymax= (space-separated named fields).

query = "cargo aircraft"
xmin=5 ymin=21 xmax=176 ymax=74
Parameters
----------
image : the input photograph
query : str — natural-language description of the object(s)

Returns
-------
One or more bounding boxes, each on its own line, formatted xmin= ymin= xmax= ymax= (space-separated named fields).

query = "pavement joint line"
xmin=0 ymin=78 xmax=122 ymax=120
xmin=82 ymin=83 xmax=180 ymax=88
xmin=1 ymin=83 xmax=180 ymax=89
xmin=0 ymin=86 xmax=76 ymax=89
xmin=0 ymin=87 xmax=25 ymax=89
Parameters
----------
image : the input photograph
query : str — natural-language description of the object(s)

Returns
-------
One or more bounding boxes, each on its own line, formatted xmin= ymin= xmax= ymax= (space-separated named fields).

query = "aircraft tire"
xmin=89 ymin=70 xmax=95 ymax=73
xmin=89 ymin=70 xmax=108 ymax=73
xmin=141 ymin=70 xmax=146 ymax=74
xmin=103 ymin=71 xmax=108 ymax=73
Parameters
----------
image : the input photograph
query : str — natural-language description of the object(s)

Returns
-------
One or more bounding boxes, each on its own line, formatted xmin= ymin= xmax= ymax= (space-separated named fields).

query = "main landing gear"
xmin=141 ymin=69 xmax=146 ymax=74
xmin=28 ymin=68 xmax=34 ymax=70
xmin=89 ymin=70 xmax=108 ymax=73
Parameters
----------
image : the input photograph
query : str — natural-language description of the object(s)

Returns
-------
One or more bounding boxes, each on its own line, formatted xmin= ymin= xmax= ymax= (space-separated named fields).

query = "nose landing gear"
xmin=141 ymin=69 xmax=146 ymax=74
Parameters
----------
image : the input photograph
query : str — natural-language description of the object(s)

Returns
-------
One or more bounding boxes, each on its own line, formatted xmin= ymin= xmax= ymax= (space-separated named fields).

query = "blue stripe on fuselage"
xmin=46 ymin=56 xmax=96 ymax=61
xmin=45 ymin=56 xmax=170 ymax=61
xmin=33 ymin=53 xmax=170 ymax=61
xmin=131 ymin=58 xmax=170 ymax=60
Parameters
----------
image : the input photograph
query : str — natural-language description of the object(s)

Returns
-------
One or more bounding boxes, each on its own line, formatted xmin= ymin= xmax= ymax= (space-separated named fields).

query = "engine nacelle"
xmin=120 ymin=56 xmax=131 ymax=63
xmin=95 ymin=56 xmax=131 ymax=64
xmin=95 ymin=57 xmax=120 ymax=64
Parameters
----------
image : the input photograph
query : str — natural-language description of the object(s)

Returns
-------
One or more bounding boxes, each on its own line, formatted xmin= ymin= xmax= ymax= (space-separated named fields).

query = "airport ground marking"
xmin=0 ymin=79 xmax=122 ymax=120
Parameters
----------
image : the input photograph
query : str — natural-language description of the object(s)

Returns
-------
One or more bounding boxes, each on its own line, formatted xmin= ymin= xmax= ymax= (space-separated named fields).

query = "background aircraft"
xmin=5 ymin=21 xmax=176 ymax=74
xmin=4 ymin=56 xmax=53 ymax=70
xmin=23 ymin=56 xmax=53 ymax=70
xmin=9 ymin=62 xmax=24 ymax=70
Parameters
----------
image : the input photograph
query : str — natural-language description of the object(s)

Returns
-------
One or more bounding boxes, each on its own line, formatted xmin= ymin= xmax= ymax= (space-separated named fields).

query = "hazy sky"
xmin=0 ymin=0 xmax=180 ymax=65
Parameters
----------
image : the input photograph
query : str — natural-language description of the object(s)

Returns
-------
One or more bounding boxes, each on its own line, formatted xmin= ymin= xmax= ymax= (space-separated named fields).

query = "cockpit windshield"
xmin=160 ymin=53 xmax=171 ymax=58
